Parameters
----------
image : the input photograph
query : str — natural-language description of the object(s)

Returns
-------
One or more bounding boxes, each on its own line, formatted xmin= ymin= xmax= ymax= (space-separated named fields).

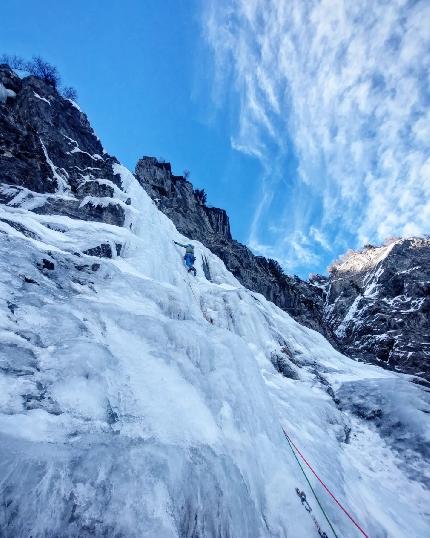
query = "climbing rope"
xmin=184 ymin=277 xmax=197 ymax=300
xmin=283 ymin=428 xmax=369 ymax=538
xmin=283 ymin=430 xmax=339 ymax=538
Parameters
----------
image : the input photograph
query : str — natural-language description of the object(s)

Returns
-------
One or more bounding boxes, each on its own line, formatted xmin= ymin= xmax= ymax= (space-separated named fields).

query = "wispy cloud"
xmin=202 ymin=0 xmax=430 ymax=273
xmin=249 ymin=230 xmax=321 ymax=272
xmin=309 ymin=226 xmax=332 ymax=252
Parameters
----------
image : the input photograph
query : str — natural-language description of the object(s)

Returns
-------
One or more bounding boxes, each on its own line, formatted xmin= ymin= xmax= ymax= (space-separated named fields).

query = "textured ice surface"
xmin=0 ymin=165 xmax=429 ymax=537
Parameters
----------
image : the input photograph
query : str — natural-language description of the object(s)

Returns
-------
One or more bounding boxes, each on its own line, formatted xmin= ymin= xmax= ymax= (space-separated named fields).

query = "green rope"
xmin=284 ymin=432 xmax=339 ymax=538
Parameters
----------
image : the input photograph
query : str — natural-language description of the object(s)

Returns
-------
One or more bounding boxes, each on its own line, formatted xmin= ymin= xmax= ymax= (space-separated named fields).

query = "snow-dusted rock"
xmin=0 ymin=64 xmax=125 ymax=232
xmin=0 ymin=82 xmax=16 ymax=103
xmin=325 ymin=239 xmax=430 ymax=381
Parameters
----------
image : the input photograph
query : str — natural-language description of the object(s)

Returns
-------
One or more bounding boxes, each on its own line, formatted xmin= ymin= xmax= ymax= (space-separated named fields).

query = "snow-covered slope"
xmin=1 ymin=162 xmax=429 ymax=537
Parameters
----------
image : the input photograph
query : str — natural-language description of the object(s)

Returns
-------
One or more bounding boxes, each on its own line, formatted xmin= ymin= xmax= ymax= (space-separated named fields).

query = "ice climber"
xmin=174 ymin=241 xmax=197 ymax=276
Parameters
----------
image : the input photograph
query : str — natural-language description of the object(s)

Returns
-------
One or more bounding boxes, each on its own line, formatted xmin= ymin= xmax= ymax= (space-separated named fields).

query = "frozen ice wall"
xmin=0 ymin=164 xmax=429 ymax=537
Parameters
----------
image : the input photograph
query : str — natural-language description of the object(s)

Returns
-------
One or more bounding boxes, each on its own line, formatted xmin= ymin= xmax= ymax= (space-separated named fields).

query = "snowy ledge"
xmin=78 ymin=195 xmax=138 ymax=213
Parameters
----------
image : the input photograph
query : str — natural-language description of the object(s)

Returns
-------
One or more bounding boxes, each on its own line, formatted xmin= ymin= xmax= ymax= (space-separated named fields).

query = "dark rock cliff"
xmin=0 ymin=64 xmax=128 ymax=232
xmin=324 ymin=238 xmax=430 ymax=380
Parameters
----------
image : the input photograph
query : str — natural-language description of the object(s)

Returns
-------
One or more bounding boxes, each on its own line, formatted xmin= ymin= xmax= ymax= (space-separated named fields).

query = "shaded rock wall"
xmin=0 ymin=64 xmax=126 ymax=229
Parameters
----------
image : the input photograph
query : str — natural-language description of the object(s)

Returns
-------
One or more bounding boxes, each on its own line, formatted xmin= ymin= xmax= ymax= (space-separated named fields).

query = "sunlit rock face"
xmin=323 ymin=238 xmax=430 ymax=381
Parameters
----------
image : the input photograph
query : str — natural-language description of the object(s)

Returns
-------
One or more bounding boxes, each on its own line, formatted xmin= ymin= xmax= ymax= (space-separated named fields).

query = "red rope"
xmin=283 ymin=428 xmax=369 ymax=538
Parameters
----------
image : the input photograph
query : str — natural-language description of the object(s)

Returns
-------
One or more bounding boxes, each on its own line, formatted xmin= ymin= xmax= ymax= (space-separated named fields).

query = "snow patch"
xmin=71 ymin=147 xmax=104 ymax=161
xmin=63 ymin=134 xmax=104 ymax=161
xmin=78 ymin=195 xmax=137 ymax=214
xmin=333 ymin=241 xmax=398 ymax=274
xmin=33 ymin=92 xmax=51 ymax=105
xmin=66 ymin=98 xmax=81 ymax=112
xmin=40 ymin=139 xmax=71 ymax=193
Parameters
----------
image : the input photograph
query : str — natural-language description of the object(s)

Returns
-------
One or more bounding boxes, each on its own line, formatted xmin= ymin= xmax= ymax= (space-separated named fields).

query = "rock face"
xmin=324 ymin=238 xmax=430 ymax=380
xmin=135 ymin=157 xmax=430 ymax=381
xmin=0 ymin=64 xmax=128 ymax=235
xmin=135 ymin=156 xmax=329 ymax=336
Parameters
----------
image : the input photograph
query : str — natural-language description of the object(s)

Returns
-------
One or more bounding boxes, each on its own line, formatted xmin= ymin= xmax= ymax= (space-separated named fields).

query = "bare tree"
xmin=0 ymin=54 xmax=27 ymax=70
xmin=194 ymin=188 xmax=207 ymax=205
xmin=267 ymin=258 xmax=285 ymax=279
xmin=62 ymin=86 xmax=78 ymax=101
xmin=1 ymin=54 xmax=60 ymax=87
xmin=1 ymin=54 xmax=80 ymax=101
xmin=183 ymin=169 xmax=190 ymax=180
xmin=28 ymin=56 xmax=60 ymax=87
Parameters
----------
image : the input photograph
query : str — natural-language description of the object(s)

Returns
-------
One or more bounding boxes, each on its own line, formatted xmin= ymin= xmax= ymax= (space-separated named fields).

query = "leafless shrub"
xmin=194 ymin=188 xmax=207 ymax=205
xmin=28 ymin=56 xmax=60 ymax=87
xmin=0 ymin=53 xmax=27 ymax=70
xmin=62 ymin=86 xmax=78 ymax=101
xmin=1 ymin=54 xmax=78 ymax=100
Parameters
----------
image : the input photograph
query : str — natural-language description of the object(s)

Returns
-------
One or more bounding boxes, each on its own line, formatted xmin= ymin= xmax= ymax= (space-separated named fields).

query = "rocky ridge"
xmin=324 ymin=238 xmax=430 ymax=380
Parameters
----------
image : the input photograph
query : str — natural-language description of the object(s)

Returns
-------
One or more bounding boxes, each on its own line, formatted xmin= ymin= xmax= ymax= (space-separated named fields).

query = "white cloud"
xmin=309 ymin=226 xmax=332 ymax=252
xmin=249 ymin=230 xmax=321 ymax=271
xmin=202 ymin=0 xmax=430 ymax=271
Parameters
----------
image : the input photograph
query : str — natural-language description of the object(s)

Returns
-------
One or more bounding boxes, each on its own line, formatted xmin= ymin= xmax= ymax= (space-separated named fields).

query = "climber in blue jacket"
xmin=174 ymin=241 xmax=197 ymax=276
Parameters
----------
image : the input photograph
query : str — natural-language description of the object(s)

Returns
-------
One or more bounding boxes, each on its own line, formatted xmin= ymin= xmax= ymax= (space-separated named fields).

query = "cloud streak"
xmin=202 ymin=0 xmax=430 ymax=274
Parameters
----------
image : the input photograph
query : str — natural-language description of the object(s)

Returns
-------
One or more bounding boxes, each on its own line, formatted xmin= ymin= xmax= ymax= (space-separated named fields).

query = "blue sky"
xmin=2 ymin=0 xmax=429 ymax=278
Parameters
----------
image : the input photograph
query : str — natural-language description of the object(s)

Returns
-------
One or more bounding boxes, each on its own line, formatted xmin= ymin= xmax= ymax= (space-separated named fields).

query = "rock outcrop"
xmin=0 ymin=64 xmax=128 ymax=234
xmin=324 ymin=238 xmax=430 ymax=380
